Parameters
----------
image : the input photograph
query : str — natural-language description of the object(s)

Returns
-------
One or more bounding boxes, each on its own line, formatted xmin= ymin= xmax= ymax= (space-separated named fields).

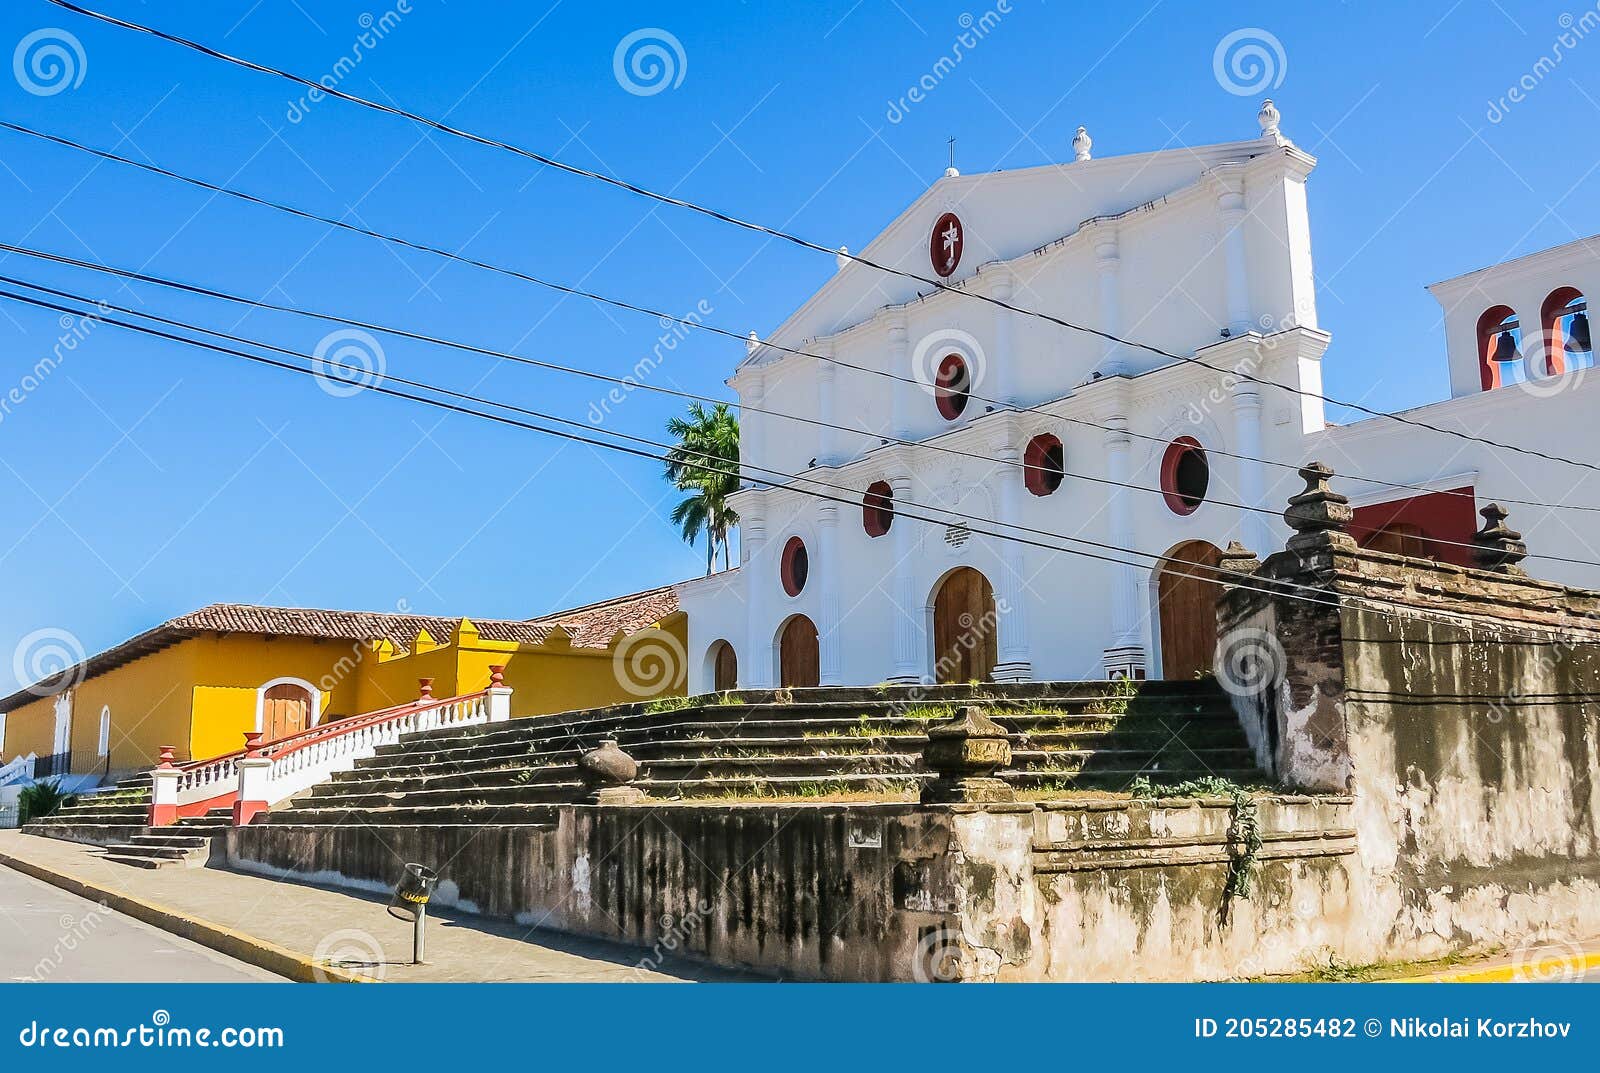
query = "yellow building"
xmin=0 ymin=587 xmax=686 ymax=784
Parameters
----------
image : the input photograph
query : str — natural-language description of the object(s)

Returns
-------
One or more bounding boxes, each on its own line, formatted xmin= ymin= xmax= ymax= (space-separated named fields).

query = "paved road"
xmin=0 ymin=864 xmax=281 ymax=982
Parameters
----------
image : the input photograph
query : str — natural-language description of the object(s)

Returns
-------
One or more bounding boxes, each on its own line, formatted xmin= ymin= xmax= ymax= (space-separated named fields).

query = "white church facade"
xmin=676 ymin=101 xmax=1600 ymax=692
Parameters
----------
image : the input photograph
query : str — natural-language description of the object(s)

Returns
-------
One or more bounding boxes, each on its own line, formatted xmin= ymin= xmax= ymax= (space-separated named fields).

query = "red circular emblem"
xmin=930 ymin=212 xmax=964 ymax=277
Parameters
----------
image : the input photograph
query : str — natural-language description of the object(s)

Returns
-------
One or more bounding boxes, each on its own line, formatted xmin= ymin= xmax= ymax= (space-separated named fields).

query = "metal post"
xmin=413 ymin=903 xmax=427 ymax=964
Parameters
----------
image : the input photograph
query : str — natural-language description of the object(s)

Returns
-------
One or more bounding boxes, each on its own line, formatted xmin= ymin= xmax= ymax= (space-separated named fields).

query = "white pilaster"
xmin=989 ymin=269 xmax=1018 ymax=405
xmin=989 ymin=437 xmax=1033 ymax=682
xmin=1093 ymin=226 xmax=1129 ymax=376
xmin=741 ymin=369 xmax=766 ymax=487
xmin=886 ymin=473 xmax=923 ymax=684
xmin=1101 ymin=412 xmax=1147 ymax=678
xmin=815 ymin=347 xmax=837 ymax=466
xmin=1229 ymin=375 xmax=1272 ymax=556
xmin=887 ymin=315 xmax=912 ymax=440
xmin=817 ymin=503 xmax=843 ymax=685
xmin=1217 ymin=178 xmax=1253 ymax=337
xmin=741 ymin=496 xmax=773 ymax=688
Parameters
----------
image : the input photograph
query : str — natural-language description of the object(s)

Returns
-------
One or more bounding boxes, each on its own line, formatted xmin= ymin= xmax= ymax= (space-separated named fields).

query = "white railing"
xmin=152 ymin=677 xmax=511 ymax=826
xmin=0 ymin=753 xmax=36 ymax=788
xmin=175 ymin=753 xmax=242 ymax=806
xmin=256 ymin=692 xmax=491 ymax=806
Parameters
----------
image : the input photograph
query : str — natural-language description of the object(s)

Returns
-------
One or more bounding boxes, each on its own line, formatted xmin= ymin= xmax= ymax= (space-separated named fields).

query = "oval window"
xmin=1023 ymin=434 xmax=1065 ymax=497
xmin=780 ymin=536 xmax=809 ymax=596
xmin=935 ymin=354 xmax=971 ymax=420
xmin=863 ymin=481 xmax=894 ymax=537
xmin=1161 ymin=437 xmax=1209 ymax=516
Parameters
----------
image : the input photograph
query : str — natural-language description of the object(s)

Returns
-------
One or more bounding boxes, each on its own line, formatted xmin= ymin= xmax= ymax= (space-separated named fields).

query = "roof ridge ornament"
xmin=1073 ymin=125 xmax=1092 ymax=162
xmin=1258 ymin=98 xmax=1281 ymax=138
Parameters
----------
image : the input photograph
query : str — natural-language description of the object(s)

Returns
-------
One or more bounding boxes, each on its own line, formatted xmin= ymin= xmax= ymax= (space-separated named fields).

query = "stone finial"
xmin=745 ymin=330 xmax=760 ymax=356
xmin=920 ymin=706 xmax=1014 ymax=804
xmin=1284 ymin=461 xmax=1355 ymax=553
xmin=243 ymin=731 xmax=264 ymax=757
xmin=944 ymin=165 xmax=960 ymax=178
xmin=1073 ymin=125 xmax=1092 ymax=162
xmin=577 ymin=738 xmax=647 ymax=804
xmin=1217 ymin=540 xmax=1262 ymax=580
xmin=1258 ymin=99 xmax=1281 ymax=138
xmin=835 ymin=245 xmax=850 ymax=271
xmin=488 ymin=664 xmax=506 ymax=688
xmin=157 ymin=745 xmax=176 ymax=770
xmin=1472 ymin=503 xmax=1529 ymax=575
xmin=417 ymin=677 xmax=434 ymax=701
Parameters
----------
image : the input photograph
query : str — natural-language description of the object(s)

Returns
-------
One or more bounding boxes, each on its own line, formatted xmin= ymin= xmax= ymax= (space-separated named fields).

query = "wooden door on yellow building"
xmin=261 ymin=682 xmax=312 ymax=741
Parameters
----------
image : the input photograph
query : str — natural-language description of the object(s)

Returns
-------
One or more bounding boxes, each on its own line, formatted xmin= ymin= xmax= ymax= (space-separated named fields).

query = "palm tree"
xmin=664 ymin=402 xmax=740 ymax=574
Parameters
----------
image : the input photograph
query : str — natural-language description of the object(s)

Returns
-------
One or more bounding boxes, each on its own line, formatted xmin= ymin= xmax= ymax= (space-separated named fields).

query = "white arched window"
xmin=97 ymin=705 xmax=111 ymax=757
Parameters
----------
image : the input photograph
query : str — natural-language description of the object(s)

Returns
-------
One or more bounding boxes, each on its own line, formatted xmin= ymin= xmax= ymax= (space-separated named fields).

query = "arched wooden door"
xmin=261 ymin=682 xmax=313 ymax=742
xmin=932 ymin=566 xmax=998 ymax=684
xmin=711 ymin=641 xmax=738 ymax=691
xmin=1156 ymin=541 xmax=1224 ymax=680
xmin=777 ymin=616 xmax=819 ymax=688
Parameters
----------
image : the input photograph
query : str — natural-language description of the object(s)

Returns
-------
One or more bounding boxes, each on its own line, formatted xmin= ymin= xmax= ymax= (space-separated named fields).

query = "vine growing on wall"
xmin=1130 ymin=775 xmax=1263 ymax=911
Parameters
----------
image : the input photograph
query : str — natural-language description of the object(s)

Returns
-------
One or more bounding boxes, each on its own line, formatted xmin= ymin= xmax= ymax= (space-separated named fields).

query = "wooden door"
xmin=713 ymin=641 xmax=738 ymax=691
xmin=778 ymin=616 xmax=819 ymax=688
xmin=1157 ymin=541 xmax=1224 ymax=680
xmin=261 ymin=683 xmax=312 ymax=742
xmin=932 ymin=567 xmax=998 ymax=684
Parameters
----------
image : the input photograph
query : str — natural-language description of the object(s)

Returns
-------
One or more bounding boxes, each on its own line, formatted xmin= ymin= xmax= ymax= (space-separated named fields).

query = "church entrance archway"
xmin=1155 ymin=541 xmax=1224 ymax=680
xmin=931 ymin=566 xmax=998 ymax=684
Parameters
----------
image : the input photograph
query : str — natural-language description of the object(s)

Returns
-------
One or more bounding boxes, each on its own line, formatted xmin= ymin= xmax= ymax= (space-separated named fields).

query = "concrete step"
xmin=102 ymin=842 xmax=198 ymax=860
xmin=99 ymin=853 xmax=171 ymax=869
xmin=127 ymin=832 xmax=212 ymax=850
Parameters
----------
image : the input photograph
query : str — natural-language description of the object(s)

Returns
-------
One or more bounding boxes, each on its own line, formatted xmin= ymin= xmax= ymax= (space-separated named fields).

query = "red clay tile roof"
xmin=528 ymin=585 xmax=680 ymax=647
xmin=0 ymin=584 xmax=684 ymax=713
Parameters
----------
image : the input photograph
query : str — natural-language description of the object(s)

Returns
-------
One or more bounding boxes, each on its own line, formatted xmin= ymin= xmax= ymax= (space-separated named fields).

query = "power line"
xmin=40 ymin=0 xmax=1600 ymax=477
xmin=4 ymin=124 xmax=1594 ymax=521
xmin=2 ymin=241 xmax=1591 ymax=569
xmin=0 ymin=282 xmax=1483 ymax=622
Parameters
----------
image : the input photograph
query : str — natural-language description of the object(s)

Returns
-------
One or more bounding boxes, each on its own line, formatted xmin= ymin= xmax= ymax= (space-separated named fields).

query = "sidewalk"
xmin=0 ymin=831 xmax=759 ymax=983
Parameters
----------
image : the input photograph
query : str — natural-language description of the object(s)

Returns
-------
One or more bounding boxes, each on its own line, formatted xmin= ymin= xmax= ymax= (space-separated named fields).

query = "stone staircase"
xmin=259 ymin=680 xmax=1267 ymax=828
xmin=22 ymin=783 xmax=232 ymax=869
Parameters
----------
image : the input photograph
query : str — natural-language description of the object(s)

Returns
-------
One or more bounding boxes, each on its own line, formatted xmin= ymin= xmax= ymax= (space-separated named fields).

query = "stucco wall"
xmin=1218 ymin=533 xmax=1600 ymax=962
xmin=229 ymin=796 xmax=1356 ymax=982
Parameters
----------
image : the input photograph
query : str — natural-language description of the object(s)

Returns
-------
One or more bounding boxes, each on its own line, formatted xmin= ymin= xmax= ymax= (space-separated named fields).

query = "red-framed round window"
xmin=934 ymin=353 xmax=971 ymax=420
xmin=780 ymin=536 xmax=809 ymax=596
xmin=863 ymin=481 xmax=894 ymax=537
xmin=1160 ymin=437 xmax=1209 ymax=516
xmin=929 ymin=211 xmax=964 ymax=277
xmin=1023 ymin=434 xmax=1065 ymax=497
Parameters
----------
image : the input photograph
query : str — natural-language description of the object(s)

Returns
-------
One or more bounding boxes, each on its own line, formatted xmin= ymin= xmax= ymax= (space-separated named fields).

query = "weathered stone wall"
xmin=228 ymin=795 xmax=1354 ymax=981
xmin=1217 ymin=477 xmax=1600 ymax=963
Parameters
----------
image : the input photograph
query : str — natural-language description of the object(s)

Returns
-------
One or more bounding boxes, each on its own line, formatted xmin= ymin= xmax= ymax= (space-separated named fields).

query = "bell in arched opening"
xmin=1489 ymin=328 xmax=1521 ymax=366
xmin=1566 ymin=309 xmax=1591 ymax=356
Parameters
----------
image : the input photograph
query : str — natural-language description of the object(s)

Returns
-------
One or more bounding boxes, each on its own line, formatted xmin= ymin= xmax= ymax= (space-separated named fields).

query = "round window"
xmin=863 ymin=481 xmax=894 ymax=537
xmin=935 ymin=354 xmax=971 ymax=420
xmin=1161 ymin=437 xmax=1209 ymax=515
xmin=780 ymin=536 xmax=809 ymax=596
xmin=1023 ymin=434 xmax=1065 ymax=496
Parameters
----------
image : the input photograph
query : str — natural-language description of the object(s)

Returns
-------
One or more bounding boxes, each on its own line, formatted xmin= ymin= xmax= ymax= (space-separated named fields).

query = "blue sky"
xmin=0 ymin=0 xmax=1595 ymax=694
